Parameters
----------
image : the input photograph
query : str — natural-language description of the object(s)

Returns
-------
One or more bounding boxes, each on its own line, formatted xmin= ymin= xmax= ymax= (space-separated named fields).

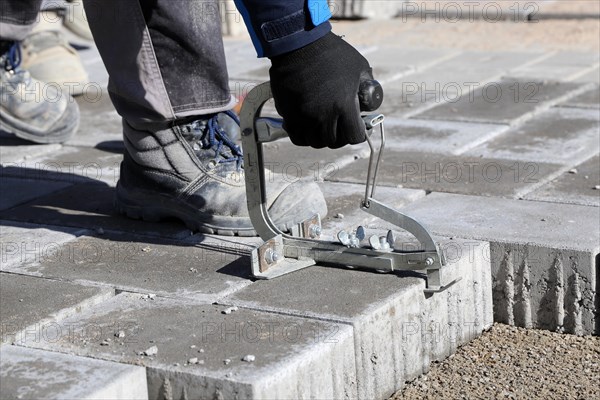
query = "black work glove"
xmin=269 ymin=32 xmax=378 ymax=149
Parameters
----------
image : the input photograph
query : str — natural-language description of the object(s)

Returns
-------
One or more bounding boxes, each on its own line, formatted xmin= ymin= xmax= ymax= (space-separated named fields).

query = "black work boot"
xmin=116 ymin=111 xmax=327 ymax=236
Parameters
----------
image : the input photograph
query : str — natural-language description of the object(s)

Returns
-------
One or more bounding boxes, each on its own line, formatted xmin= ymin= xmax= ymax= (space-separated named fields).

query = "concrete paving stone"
xmin=0 ymin=273 xmax=114 ymax=344
xmin=1 ymin=145 xmax=123 ymax=187
xmin=558 ymin=85 xmax=600 ymax=109
xmin=508 ymin=66 xmax=590 ymax=81
xmin=8 ymin=232 xmax=255 ymax=302
xmin=575 ymin=68 xmax=600 ymax=84
xmin=318 ymin=181 xmax=426 ymax=233
xmin=400 ymin=192 xmax=600 ymax=334
xmin=0 ymin=184 xmax=193 ymax=240
xmin=0 ymin=223 xmax=84 ymax=271
xmin=510 ymin=51 xmax=600 ymax=81
xmin=329 ymin=149 xmax=564 ymax=198
xmin=0 ymin=177 xmax=71 ymax=211
xmin=525 ymin=155 xmax=600 ymax=207
xmin=414 ymin=78 xmax=590 ymax=125
xmin=0 ymin=138 xmax=62 ymax=164
xmin=386 ymin=51 xmax=545 ymax=95
xmin=0 ymin=345 xmax=147 ymax=400
xmin=464 ymin=107 xmax=600 ymax=164
xmin=262 ymin=138 xmax=369 ymax=182
xmin=222 ymin=239 xmax=493 ymax=399
xmin=65 ymin=90 xmax=123 ymax=149
xmin=359 ymin=47 xmax=459 ymax=84
xmin=383 ymin=118 xmax=510 ymax=155
xmin=373 ymin=86 xmax=440 ymax=119
xmin=22 ymin=293 xmax=357 ymax=400
xmin=223 ymin=39 xmax=270 ymax=80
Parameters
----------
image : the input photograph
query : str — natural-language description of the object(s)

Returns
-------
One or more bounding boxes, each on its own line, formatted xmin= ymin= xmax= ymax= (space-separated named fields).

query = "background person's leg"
xmin=0 ymin=0 xmax=80 ymax=144
xmin=0 ymin=0 xmax=43 ymax=41
xmin=83 ymin=0 xmax=235 ymax=129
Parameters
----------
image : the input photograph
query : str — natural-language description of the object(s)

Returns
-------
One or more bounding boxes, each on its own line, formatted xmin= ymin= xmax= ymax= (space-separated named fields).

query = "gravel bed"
xmin=392 ymin=323 xmax=600 ymax=400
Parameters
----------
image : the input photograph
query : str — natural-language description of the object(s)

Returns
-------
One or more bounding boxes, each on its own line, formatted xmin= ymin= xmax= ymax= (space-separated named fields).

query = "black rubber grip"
xmin=358 ymin=79 xmax=384 ymax=112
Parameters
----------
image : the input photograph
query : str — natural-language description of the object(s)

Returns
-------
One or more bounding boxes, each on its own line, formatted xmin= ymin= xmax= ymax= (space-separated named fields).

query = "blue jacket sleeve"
xmin=234 ymin=0 xmax=332 ymax=58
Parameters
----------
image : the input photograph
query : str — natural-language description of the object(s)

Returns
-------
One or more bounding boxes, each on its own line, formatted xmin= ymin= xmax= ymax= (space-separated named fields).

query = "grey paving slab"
xmin=575 ymin=68 xmax=600 ymax=84
xmin=66 ymin=90 xmax=123 ymax=149
xmin=0 ymin=177 xmax=71 ymax=211
xmin=558 ymin=85 xmax=600 ymax=109
xmin=0 ymin=139 xmax=62 ymax=164
xmin=263 ymin=138 xmax=368 ymax=181
xmin=0 ymin=273 xmax=114 ymax=344
xmin=373 ymin=86 xmax=440 ymax=119
xmin=318 ymin=181 xmax=425 ymax=233
xmin=0 ymin=223 xmax=84 ymax=271
xmin=22 ymin=293 xmax=356 ymax=400
xmin=8 ymin=232 xmax=254 ymax=302
xmin=222 ymin=239 xmax=492 ymax=399
xmin=386 ymin=51 xmax=545 ymax=95
xmin=329 ymin=149 xmax=564 ymax=198
xmin=1 ymin=145 xmax=123 ymax=187
xmin=400 ymin=192 xmax=600 ymax=334
xmin=0 ymin=184 xmax=193 ymax=240
xmin=525 ymin=155 xmax=600 ymax=207
xmin=464 ymin=107 xmax=600 ymax=164
xmin=0 ymin=345 xmax=147 ymax=400
xmin=509 ymin=51 xmax=600 ymax=81
xmin=414 ymin=78 xmax=589 ymax=125
xmin=223 ymin=39 xmax=270 ymax=80
xmin=359 ymin=47 xmax=458 ymax=83
xmin=383 ymin=118 xmax=510 ymax=155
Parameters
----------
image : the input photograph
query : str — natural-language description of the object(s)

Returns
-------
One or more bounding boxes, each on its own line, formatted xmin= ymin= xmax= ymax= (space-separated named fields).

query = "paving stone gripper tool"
xmin=240 ymin=81 xmax=457 ymax=293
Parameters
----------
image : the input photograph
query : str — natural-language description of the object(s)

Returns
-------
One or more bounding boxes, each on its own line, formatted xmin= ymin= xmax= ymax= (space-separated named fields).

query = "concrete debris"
xmin=141 ymin=345 xmax=158 ymax=357
xmin=222 ymin=306 xmax=238 ymax=315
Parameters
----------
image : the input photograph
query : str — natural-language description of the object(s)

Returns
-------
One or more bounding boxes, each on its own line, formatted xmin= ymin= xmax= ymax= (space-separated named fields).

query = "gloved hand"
xmin=269 ymin=32 xmax=379 ymax=149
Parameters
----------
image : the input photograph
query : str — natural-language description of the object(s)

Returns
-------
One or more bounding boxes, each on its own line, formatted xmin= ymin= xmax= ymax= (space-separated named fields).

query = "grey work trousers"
xmin=0 ymin=0 xmax=235 ymax=129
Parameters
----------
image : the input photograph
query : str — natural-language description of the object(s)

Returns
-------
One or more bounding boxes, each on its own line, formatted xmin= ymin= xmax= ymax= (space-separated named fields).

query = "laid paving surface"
xmin=0 ymin=273 xmax=114 ymax=344
xmin=400 ymin=193 xmax=600 ymax=335
xmin=525 ymin=155 xmax=600 ymax=207
xmin=329 ymin=150 xmax=564 ymax=198
xmin=2 ymin=12 xmax=599 ymax=400
xmin=21 ymin=293 xmax=357 ymax=400
xmin=0 ymin=345 xmax=148 ymax=400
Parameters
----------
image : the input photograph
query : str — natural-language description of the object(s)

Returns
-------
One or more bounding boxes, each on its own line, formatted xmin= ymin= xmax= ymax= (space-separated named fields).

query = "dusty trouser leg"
xmin=81 ymin=0 xmax=327 ymax=236
xmin=0 ymin=0 xmax=80 ymax=144
xmin=83 ymin=0 xmax=235 ymax=129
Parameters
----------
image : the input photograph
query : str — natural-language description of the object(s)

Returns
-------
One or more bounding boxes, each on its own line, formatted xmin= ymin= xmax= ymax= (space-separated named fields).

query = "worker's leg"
xmin=82 ymin=0 xmax=326 ymax=235
xmin=0 ymin=0 xmax=80 ymax=144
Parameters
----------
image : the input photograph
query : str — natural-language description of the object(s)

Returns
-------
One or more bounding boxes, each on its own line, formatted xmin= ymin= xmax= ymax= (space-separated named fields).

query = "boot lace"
xmin=187 ymin=110 xmax=243 ymax=170
xmin=2 ymin=41 xmax=22 ymax=71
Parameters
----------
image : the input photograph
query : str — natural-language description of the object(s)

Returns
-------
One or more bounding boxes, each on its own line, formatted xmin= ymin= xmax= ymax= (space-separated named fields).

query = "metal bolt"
xmin=308 ymin=224 xmax=322 ymax=239
xmin=425 ymin=257 xmax=434 ymax=266
xmin=264 ymin=248 xmax=280 ymax=265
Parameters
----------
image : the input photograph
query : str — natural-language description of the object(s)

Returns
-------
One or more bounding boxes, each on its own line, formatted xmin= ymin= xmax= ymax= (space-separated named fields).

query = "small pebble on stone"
xmin=242 ymin=354 xmax=256 ymax=362
xmin=188 ymin=357 xmax=198 ymax=364
xmin=334 ymin=213 xmax=344 ymax=219
xmin=222 ymin=306 xmax=239 ymax=315
xmin=100 ymin=340 xmax=110 ymax=346
xmin=142 ymin=345 xmax=158 ymax=356
xmin=594 ymin=185 xmax=600 ymax=190
xmin=224 ymin=358 xmax=231 ymax=365
xmin=190 ymin=345 xmax=196 ymax=349
xmin=115 ymin=331 xmax=125 ymax=338
xmin=141 ymin=246 xmax=151 ymax=252
xmin=568 ymin=168 xmax=578 ymax=174
xmin=189 ymin=267 xmax=198 ymax=273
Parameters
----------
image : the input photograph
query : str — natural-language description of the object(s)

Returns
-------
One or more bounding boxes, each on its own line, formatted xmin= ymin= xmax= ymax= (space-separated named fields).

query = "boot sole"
xmin=115 ymin=184 xmax=296 ymax=237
